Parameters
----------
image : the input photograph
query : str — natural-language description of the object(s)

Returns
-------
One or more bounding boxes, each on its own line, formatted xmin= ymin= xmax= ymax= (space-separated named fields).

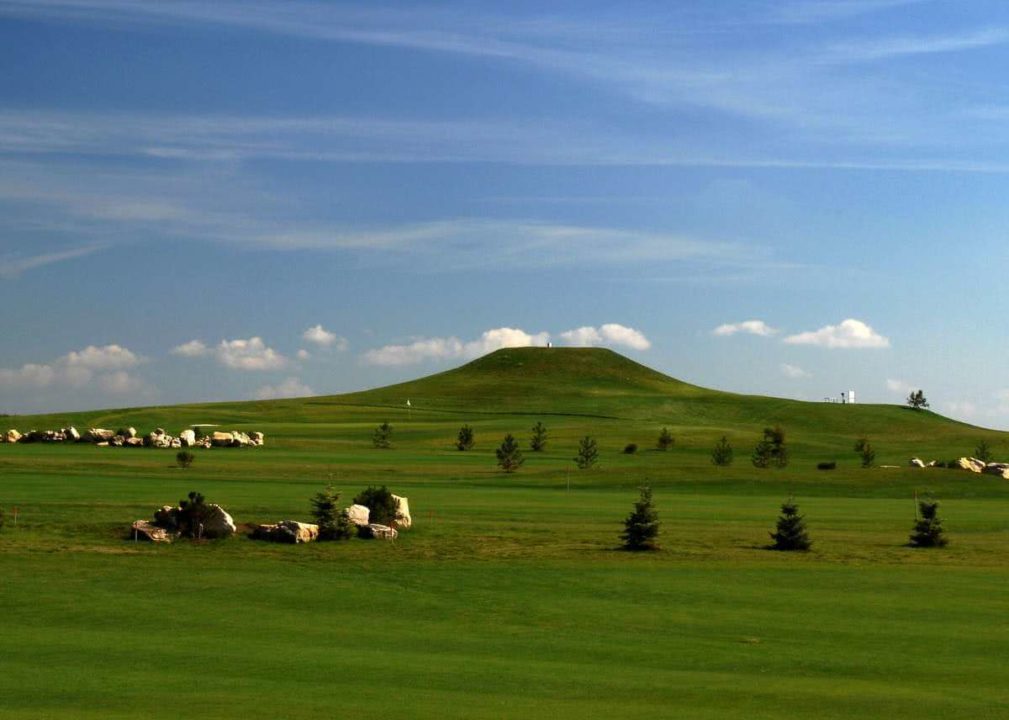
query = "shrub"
xmin=906 ymin=389 xmax=929 ymax=410
xmin=816 ymin=461 xmax=836 ymax=471
xmin=496 ymin=434 xmax=525 ymax=473
xmin=530 ymin=421 xmax=548 ymax=452
xmin=623 ymin=443 xmax=638 ymax=455
xmin=621 ymin=486 xmax=660 ymax=551
xmin=176 ymin=491 xmax=209 ymax=539
xmin=910 ymin=498 xmax=947 ymax=548
xmin=854 ymin=438 xmax=876 ymax=468
xmin=975 ymin=440 xmax=994 ymax=463
xmin=711 ymin=436 xmax=734 ymax=466
xmin=657 ymin=427 xmax=674 ymax=451
xmin=456 ymin=424 xmax=475 ymax=451
xmin=372 ymin=422 xmax=393 ymax=449
xmin=311 ymin=486 xmax=355 ymax=541
xmin=752 ymin=427 xmax=788 ymax=469
xmin=353 ymin=485 xmax=399 ymax=526
xmin=176 ymin=450 xmax=195 ymax=469
xmin=770 ymin=499 xmax=811 ymax=551
xmin=574 ymin=435 xmax=599 ymax=470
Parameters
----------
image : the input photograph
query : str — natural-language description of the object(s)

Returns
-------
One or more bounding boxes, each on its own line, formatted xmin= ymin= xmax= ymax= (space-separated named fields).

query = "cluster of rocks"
xmin=909 ymin=456 xmax=1009 ymax=479
xmin=131 ymin=502 xmax=238 ymax=543
xmin=251 ymin=495 xmax=411 ymax=545
xmin=131 ymin=495 xmax=411 ymax=545
xmin=2 ymin=426 xmax=264 ymax=449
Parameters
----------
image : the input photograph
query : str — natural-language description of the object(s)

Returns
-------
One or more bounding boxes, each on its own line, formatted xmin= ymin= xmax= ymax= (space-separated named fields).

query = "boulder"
xmin=249 ymin=432 xmax=264 ymax=446
xmin=909 ymin=458 xmax=926 ymax=468
xmin=252 ymin=520 xmax=319 ymax=544
xmin=170 ymin=438 xmax=182 ymax=449
xmin=131 ymin=520 xmax=173 ymax=543
xmin=363 ymin=523 xmax=398 ymax=541
xmin=4 ymin=429 xmax=21 ymax=444
xmin=984 ymin=463 xmax=1009 ymax=479
xmin=345 ymin=504 xmax=371 ymax=526
xmin=392 ymin=494 xmax=412 ymax=529
xmin=201 ymin=504 xmax=236 ymax=539
xmin=86 ymin=428 xmax=116 ymax=443
xmin=210 ymin=431 xmax=234 ymax=447
xmin=956 ymin=457 xmax=985 ymax=473
xmin=231 ymin=431 xmax=251 ymax=447
xmin=178 ymin=429 xmax=196 ymax=447
xmin=124 ymin=437 xmax=143 ymax=448
xmin=63 ymin=426 xmax=81 ymax=442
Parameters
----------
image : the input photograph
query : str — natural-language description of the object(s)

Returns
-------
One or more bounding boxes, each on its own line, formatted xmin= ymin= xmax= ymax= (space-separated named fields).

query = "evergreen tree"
xmin=711 ymin=436 xmax=734 ymax=466
xmin=910 ymin=498 xmax=947 ymax=547
xmin=770 ymin=498 xmax=811 ymax=551
xmin=752 ymin=427 xmax=788 ymax=468
xmin=974 ymin=439 xmax=994 ymax=463
xmin=574 ymin=435 xmax=599 ymax=470
xmin=621 ymin=485 xmax=660 ymax=551
xmin=854 ymin=437 xmax=876 ymax=468
xmin=372 ymin=421 xmax=393 ymax=449
xmin=906 ymin=389 xmax=930 ymax=410
xmin=311 ymin=486 xmax=355 ymax=541
xmin=657 ymin=427 xmax=674 ymax=451
xmin=176 ymin=491 xmax=209 ymax=539
xmin=456 ymin=424 xmax=475 ymax=451
xmin=530 ymin=421 xmax=548 ymax=452
xmin=496 ymin=434 xmax=525 ymax=473
xmin=353 ymin=485 xmax=399 ymax=526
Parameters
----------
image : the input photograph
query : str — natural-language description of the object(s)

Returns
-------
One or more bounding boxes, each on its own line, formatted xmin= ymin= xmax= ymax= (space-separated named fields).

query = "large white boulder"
xmin=249 ymin=431 xmax=265 ymax=446
xmin=178 ymin=429 xmax=196 ymax=447
xmin=86 ymin=428 xmax=116 ymax=443
xmin=64 ymin=426 xmax=81 ymax=442
xmin=231 ymin=431 xmax=251 ymax=447
xmin=201 ymin=504 xmax=236 ymax=539
xmin=393 ymin=494 xmax=412 ymax=529
xmin=210 ymin=431 xmax=234 ymax=447
xmin=131 ymin=520 xmax=173 ymax=543
xmin=252 ymin=520 xmax=319 ymax=544
xmin=4 ymin=429 xmax=21 ymax=444
xmin=345 ymin=504 xmax=371 ymax=526
xmin=983 ymin=463 xmax=1009 ymax=479
xmin=909 ymin=457 xmax=925 ymax=468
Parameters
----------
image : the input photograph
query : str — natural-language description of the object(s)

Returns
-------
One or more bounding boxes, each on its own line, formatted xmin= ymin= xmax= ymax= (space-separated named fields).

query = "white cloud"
xmin=781 ymin=363 xmax=811 ymax=379
xmin=783 ymin=319 xmax=890 ymax=349
xmin=172 ymin=339 xmax=209 ymax=357
xmin=945 ymin=400 xmax=977 ymax=420
xmin=712 ymin=320 xmax=778 ymax=337
xmin=296 ymin=349 xmax=311 ymax=360
xmin=216 ymin=337 xmax=287 ymax=371
xmin=362 ymin=327 xmax=550 ymax=366
xmin=302 ymin=324 xmax=347 ymax=350
xmin=0 ymin=243 xmax=107 ymax=279
xmin=886 ymin=378 xmax=915 ymax=394
xmin=560 ymin=323 xmax=651 ymax=350
xmin=255 ymin=377 xmax=314 ymax=400
xmin=173 ymin=336 xmax=288 ymax=371
xmin=0 ymin=344 xmax=143 ymax=393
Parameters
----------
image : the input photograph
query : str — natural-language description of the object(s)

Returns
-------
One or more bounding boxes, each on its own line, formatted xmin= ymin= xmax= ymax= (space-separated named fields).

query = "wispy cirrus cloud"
xmin=0 ymin=243 xmax=107 ymax=278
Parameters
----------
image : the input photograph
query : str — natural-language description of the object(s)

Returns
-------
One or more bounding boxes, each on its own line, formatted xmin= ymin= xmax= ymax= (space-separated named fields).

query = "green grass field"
xmin=2 ymin=348 xmax=1008 ymax=718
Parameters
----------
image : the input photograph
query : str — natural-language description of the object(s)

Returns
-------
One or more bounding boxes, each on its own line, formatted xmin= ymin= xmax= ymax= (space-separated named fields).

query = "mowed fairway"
xmin=2 ymin=348 xmax=1009 ymax=719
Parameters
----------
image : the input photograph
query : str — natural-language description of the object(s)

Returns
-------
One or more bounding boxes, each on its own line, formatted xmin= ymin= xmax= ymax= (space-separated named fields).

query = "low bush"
xmin=353 ymin=485 xmax=399 ymax=526
xmin=623 ymin=443 xmax=638 ymax=455
xmin=816 ymin=461 xmax=836 ymax=470
xmin=176 ymin=451 xmax=195 ymax=469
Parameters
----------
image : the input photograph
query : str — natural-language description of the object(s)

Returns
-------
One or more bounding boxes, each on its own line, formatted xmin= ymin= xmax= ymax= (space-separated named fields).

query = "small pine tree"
xmin=311 ymin=486 xmax=354 ymax=540
xmin=574 ymin=435 xmax=599 ymax=470
xmin=657 ymin=427 xmax=674 ymax=451
xmin=770 ymin=498 xmax=811 ymax=551
xmin=372 ymin=422 xmax=393 ymax=449
xmin=907 ymin=389 xmax=929 ymax=410
xmin=176 ymin=450 xmax=195 ymax=469
xmin=974 ymin=440 xmax=994 ymax=464
xmin=496 ymin=434 xmax=525 ymax=473
xmin=854 ymin=438 xmax=876 ymax=468
xmin=711 ymin=436 xmax=734 ymax=466
xmin=530 ymin=421 xmax=548 ymax=452
xmin=176 ymin=491 xmax=209 ymax=538
xmin=910 ymin=498 xmax=947 ymax=548
xmin=621 ymin=485 xmax=660 ymax=551
xmin=456 ymin=424 xmax=475 ymax=451
xmin=752 ymin=427 xmax=788 ymax=469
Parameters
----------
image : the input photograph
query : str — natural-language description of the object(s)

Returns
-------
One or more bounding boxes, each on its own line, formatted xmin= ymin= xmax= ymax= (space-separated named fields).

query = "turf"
xmin=1 ymin=348 xmax=1008 ymax=718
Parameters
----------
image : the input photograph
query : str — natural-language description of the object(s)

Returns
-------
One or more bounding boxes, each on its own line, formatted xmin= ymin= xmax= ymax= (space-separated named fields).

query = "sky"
xmin=1 ymin=0 xmax=1008 ymax=426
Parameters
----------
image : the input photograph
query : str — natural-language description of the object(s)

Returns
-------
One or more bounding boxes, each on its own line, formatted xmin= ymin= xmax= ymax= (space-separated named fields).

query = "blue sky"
xmin=1 ymin=0 xmax=1008 ymax=426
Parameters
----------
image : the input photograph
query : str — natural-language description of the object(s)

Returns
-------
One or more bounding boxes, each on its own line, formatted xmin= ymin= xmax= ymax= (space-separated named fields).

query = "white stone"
xmin=393 ymin=494 xmax=412 ymax=529
xmin=345 ymin=504 xmax=371 ymax=526
xmin=201 ymin=504 xmax=236 ymax=539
